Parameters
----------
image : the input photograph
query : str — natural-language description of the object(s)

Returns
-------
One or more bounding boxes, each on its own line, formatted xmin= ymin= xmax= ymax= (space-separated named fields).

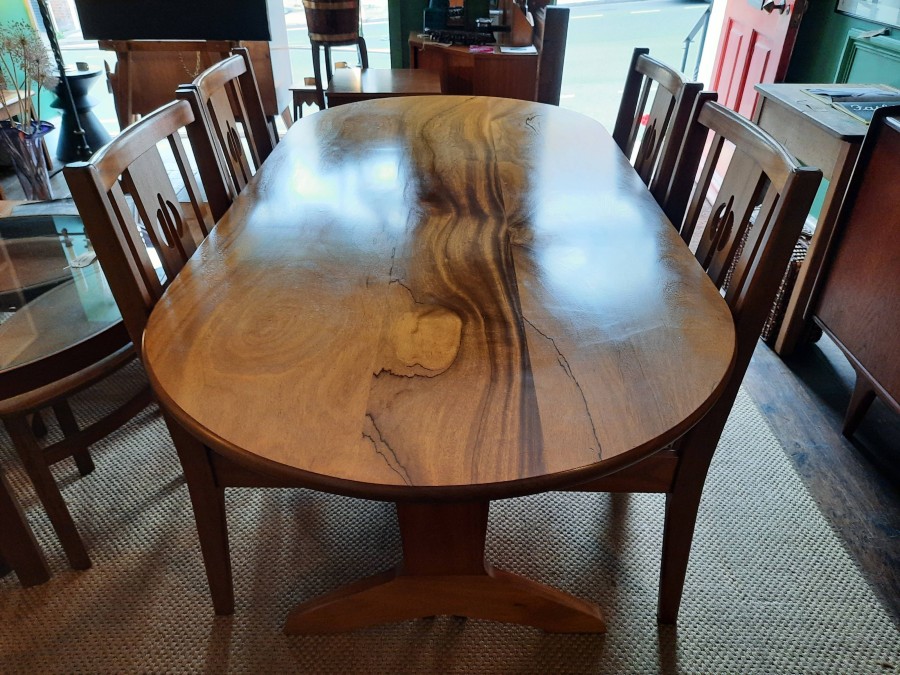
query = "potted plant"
xmin=0 ymin=20 xmax=56 ymax=201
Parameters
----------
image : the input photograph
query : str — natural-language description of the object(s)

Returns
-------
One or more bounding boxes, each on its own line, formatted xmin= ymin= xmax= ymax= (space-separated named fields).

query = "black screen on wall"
xmin=73 ymin=0 xmax=271 ymax=41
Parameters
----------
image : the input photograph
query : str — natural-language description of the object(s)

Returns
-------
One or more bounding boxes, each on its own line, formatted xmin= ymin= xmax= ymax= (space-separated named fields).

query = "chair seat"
xmin=325 ymin=68 xmax=442 ymax=107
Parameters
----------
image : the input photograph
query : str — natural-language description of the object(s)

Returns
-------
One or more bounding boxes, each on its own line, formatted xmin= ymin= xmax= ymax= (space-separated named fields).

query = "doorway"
xmin=557 ymin=0 xmax=712 ymax=127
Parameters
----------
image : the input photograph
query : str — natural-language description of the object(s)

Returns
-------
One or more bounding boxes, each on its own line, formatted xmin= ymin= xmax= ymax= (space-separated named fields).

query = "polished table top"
xmin=144 ymin=96 xmax=735 ymax=502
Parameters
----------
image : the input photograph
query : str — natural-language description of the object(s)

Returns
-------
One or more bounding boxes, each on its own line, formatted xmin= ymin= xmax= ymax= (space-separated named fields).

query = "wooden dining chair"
xmin=612 ymin=48 xmax=703 ymax=222
xmin=64 ymin=98 xmax=284 ymax=617
xmin=176 ymin=47 xmax=276 ymax=221
xmin=64 ymin=100 xmax=220 ymax=350
xmin=65 ymin=100 xmax=261 ymax=606
xmin=1 ymin=203 xmax=155 ymax=573
xmin=533 ymin=5 xmax=570 ymax=106
xmin=1 ymin=342 xmax=151 ymax=573
xmin=571 ymin=100 xmax=822 ymax=623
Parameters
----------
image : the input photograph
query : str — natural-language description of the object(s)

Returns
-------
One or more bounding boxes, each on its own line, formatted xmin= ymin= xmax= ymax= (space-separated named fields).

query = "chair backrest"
xmin=674 ymin=100 xmax=822 ymax=391
xmin=612 ymin=48 xmax=702 ymax=199
xmin=533 ymin=5 xmax=569 ymax=106
xmin=64 ymin=100 xmax=218 ymax=349
xmin=177 ymin=47 xmax=275 ymax=215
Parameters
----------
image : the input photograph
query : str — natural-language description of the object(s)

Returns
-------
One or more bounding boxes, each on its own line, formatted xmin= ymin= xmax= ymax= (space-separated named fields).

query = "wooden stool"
xmin=290 ymin=77 xmax=320 ymax=120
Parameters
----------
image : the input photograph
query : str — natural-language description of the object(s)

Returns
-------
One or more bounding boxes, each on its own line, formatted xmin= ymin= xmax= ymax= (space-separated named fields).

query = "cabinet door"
xmin=471 ymin=55 xmax=538 ymax=101
xmin=416 ymin=47 xmax=475 ymax=95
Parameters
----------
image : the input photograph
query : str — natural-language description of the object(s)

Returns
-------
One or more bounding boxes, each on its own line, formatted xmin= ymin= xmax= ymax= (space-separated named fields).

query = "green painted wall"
xmin=785 ymin=5 xmax=900 ymax=225
xmin=388 ymin=0 xmax=428 ymax=67
xmin=0 ymin=0 xmax=54 ymax=119
xmin=787 ymin=2 xmax=887 ymax=82
xmin=0 ymin=0 xmax=30 ymax=24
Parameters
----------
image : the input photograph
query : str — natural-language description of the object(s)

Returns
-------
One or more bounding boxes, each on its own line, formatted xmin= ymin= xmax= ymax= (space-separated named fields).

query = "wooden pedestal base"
xmin=284 ymin=501 xmax=606 ymax=634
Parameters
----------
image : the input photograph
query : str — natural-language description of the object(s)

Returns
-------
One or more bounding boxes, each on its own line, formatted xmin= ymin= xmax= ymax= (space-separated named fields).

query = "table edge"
xmin=145 ymin=336 xmax=736 ymax=503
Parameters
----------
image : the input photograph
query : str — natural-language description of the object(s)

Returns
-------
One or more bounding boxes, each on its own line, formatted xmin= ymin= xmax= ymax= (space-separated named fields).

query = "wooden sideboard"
xmin=752 ymin=83 xmax=874 ymax=356
xmin=100 ymin=40 xmax=290 ymax=130
xmin=408 ymin=32 xmax=539 ymax=101
xmin=812 ymin=110 xmax=900 ymax=436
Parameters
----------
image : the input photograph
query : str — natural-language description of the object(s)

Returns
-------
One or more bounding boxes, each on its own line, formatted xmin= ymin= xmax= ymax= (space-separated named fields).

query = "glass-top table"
xmin=0 ymin=212 xmax=129 ymax=400
xmin=0 ymin=209 xmax=151 ymax=578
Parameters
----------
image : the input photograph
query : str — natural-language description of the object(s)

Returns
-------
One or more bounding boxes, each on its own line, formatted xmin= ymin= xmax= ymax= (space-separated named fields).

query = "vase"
xmin=0 ymin=120 xmax=54 ymax=201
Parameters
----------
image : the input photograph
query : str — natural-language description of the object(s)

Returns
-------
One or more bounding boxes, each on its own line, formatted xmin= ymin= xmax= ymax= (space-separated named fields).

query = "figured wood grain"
xmin=143 ymin=96 xmax=735 ymax=502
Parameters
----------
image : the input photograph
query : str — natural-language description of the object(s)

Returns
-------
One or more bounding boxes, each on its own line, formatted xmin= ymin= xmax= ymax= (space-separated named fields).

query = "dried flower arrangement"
xmin=0 ymin=20 xmax=58 ymax=199
xmin=0 ymin=20 xmax=56 ymax=132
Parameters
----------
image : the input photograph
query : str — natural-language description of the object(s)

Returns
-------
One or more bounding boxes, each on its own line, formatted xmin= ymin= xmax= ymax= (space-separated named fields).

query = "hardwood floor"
xmin=3 ymin=162 xmax=898 ymax=629
xmin=744 ymin=335 xmax=900 ymax=628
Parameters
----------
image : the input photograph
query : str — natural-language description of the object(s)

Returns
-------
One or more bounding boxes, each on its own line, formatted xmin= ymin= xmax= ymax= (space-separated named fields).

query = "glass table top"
xmin=0 ymin=213 xmax=121 ymax=374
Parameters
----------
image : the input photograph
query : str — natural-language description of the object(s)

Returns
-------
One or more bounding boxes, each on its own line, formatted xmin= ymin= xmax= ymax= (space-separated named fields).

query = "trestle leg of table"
xmin=284 ymin=500 xmax=606 ymax=634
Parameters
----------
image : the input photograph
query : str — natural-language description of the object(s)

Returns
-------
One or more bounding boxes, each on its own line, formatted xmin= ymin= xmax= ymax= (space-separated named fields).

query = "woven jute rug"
xmin=1 ymin=362 xmax=898 ymax=673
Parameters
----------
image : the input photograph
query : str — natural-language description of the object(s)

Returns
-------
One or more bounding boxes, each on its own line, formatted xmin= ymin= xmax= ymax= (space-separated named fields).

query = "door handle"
xmin=761 ymin=0 xmax=789 ymax=14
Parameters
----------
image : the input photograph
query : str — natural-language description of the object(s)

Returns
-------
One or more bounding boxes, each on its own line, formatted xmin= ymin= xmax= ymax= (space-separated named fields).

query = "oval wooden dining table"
xmin=143 ymin=96 xmax=736 ymax=634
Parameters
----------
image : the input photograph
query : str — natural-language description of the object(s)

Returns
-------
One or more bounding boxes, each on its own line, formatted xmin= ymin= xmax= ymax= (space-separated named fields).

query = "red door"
xmin=711 ymin=0 xmax=808 ymax=118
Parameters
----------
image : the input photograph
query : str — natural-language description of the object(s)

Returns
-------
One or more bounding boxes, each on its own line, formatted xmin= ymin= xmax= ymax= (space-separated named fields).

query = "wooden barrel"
xmin=302 ymin=0 xmax=360 ymax=44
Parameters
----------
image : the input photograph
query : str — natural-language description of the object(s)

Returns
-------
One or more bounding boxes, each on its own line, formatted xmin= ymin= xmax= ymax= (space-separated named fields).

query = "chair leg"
xmin=842 ymin=372 xmax=876 ymax=438
xmin=655 ymin=412 xmax=726 ymax=624
xmin=357 ymin=36 xmax=369 ymax=68
xmin=324 ymin=45 xmax=334 ymax=83
xmin=657 ymin=481 xmax=706 ymax=623
xmin=0 ymin=470 xmax=51 ymax=586
xmin=4 ymin=415 xmax=91 ymax=570
xmin=311 ymin=43 xmax=326 ymax=110
xmin=52 ymin=400 xmax=95 ymax=477
xmin=163 ymin=412 xmax=235 ymax=615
